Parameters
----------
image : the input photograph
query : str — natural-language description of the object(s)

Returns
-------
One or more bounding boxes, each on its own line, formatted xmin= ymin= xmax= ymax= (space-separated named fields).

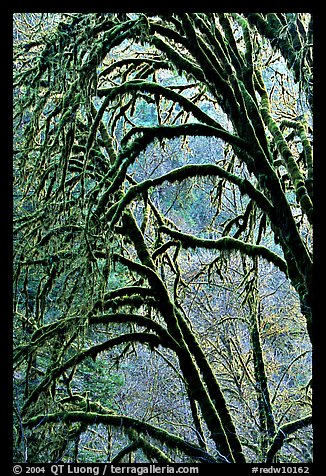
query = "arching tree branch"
xmin=105 ymin=162 xmax=274 ymax=227
xmin=266 ymin=415 xmax=312 ymax=463
xmin=23 ymin=410 xmax=219 ymax=463
xmin=160 ymin=226 xmax=288 ymax=274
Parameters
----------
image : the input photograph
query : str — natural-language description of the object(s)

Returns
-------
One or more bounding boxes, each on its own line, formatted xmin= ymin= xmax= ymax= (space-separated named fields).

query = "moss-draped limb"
xmin=185 ymin=14 xmax=232 ymax=82
xmin=159 ymin=226 xmax=288 ymax=275
xmin=149 ymin=21 xmax=193 ymax=53
xmin=93 ymin=126 xmax=251 ymax=223
xmin=98 ymin=79 xmax=229 ymax=130
xmin=172 ymin=301 xmax=245 ymax=463
xmin=77 ymin=18 xmax=146 ymax=87
xmin=191 ymin=14 xmax=236 ymax=76
xmin=242 ymin=254 xmax=276 ymax=457
xmin=84 ymin=95 xmax=112 ymax=169
xmin=297 ymin=121 xmax=313 ymax=198
xmin=187 ymin=389 xmax=207 ymax=451
xmin=121 ymin=212 xmax=245 ymax=463
xmin=256 ymin=71 xmax=313 ymax=224
xmin=152 ymin=240 xmax=179 ymax=260
xmin=21 ymin=332 xmax=167 ymax=416
xmin=91 ymin=294 xmax=158 ymax=315
xmin=93 ymin=286 xmax=156 ymax=306
xmin=106 ymin=162 xmax=274 ymax=227
xmin=245 ymin=13 xmax=313 ymax=109
xmin=127 ymin=429 xmax=173 ymax=463
xmin=147 ymin=16 xmax=313 ymax=329
xmin=235 ymin=15 xmax=253 ymax=70
xmin=180 ymin=14 xmax=237 ymax=111
xmin=113 ymin=224 xmax=244 ymax=462
xmin=90 ymin=282 xmax=242 ymax=462
xmin=193 ymin=13 xmax=266 ymax=159
xmin=118 ymin=216 xmax=254 ymax=463
xmin=89 ymin=313 xmax=180 ymax=351
xmin=14 ymin=13 xmax=313 ymax=463
xmin=111 ymin=441 xmax=142 ymax=463
xmin=99 ymin=57 xmax=171 ymax=80
xmin=149 ymin=33 xmax=207 ymax=84
xmin=249 ymin=75 xmax=313 ymax=339
xmin=90 ymin=101 xmax=117 ymax=166
xmin=234 ymin=72 xmax=272 ymax=166
xmin=251 ymin=314 xmax=276 ymax=448
xmin=279 ymin=118 xmax=313 ymax=199
xmin=266 ymin=415 xmax=312 ymax=463
xmin=23 ymin=410 xmax=218 ymax=463
xmin=14 ymin=315 xmax=82 ymax=367
xmin=121 ymin=122 xmax=249 ymax=152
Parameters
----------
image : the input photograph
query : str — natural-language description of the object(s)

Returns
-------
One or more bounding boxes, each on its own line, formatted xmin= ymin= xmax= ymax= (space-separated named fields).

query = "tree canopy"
xmin=13 ymin=13 xmax=313 ymax=464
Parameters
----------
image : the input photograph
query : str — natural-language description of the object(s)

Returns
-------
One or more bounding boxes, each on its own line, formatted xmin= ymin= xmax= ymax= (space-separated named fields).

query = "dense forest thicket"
xmin=13 ymin=13 xmax=313 ymax=464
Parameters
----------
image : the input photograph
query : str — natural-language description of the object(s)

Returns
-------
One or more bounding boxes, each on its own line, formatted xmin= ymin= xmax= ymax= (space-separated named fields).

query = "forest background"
xmin=12 ymin=12 xmax=315 ymax=466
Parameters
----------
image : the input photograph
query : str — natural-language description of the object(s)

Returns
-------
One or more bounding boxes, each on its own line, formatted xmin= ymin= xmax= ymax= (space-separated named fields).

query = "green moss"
xmin=160 ymin=226 xmax=288 ymax=274
xmin=106 ymin=162 xmax=273 ymax=229
xmin=24 ymin=410 xmax=218 ymax=463
xmin=258 ymin=72 xmax=313 ymax=224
